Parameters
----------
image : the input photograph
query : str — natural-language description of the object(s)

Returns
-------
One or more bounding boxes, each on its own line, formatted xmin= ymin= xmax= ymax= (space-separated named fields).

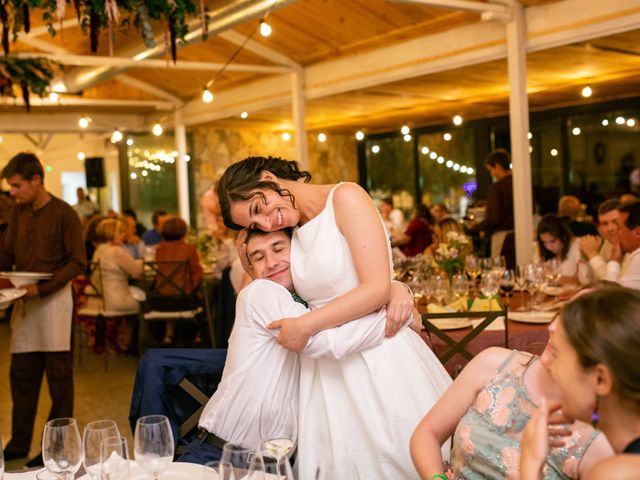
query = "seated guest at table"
xmin=153 ymin=216 xmax=203 ymax=346
xmin=431 ymin=203 xmax=450 ymax=224
xmin=410 ymin=334 xmax=613 ymax=479
xmin=521 ymin=287 xmax=640 ymax=479
xmin=88 ymin=218 xmax=143 ymax=350
xmin=425 ymin=217 xmax=469 ymax=257
xmin=123 ymin=211 xmax=145 ymax=260
xmin=536 ymin=214 xmax=585 ymax=285
xmin=379 ymin=196 xmax=405 ymax=244
xmin=558 ymin=195 xmax=598 ymax=237
xmin=620 ymin=193 xmax=638 ymax=205
xmin=396 ymin=204 xmax=434 ymax=257
xmin=600 ymin=200 xmax=640 ymax=290
xmin=181 ymin=228 xmax=422 ymax=465
xmin=142 ymin=209 xmax=169 ymax=246
xmin=579 ymin=199 xmax=620 ymax=281
xmin=83 ymin=214 xmax=107 ymax=265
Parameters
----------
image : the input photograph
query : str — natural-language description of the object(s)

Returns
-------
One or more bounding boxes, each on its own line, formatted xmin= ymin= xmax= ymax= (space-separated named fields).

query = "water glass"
xmin=83 ymin=420 xmax=120 ymax=479
xmin=203 ymin=460 xmax=235 ymax=480
xmin=480 ymin=272 xmax=500 ymax=310
xmin=430 ymin=275 xmax=450 ymax=306
xmin=259 ymin=399 xmax=296 ymax=479
xmin=221 ymin=444 xmax=263 ymax=477
xmin=134 ymin=415 xmax=174 ymax=480
xmin=100 ymin=436 xmax=130 ymax=480
xmin=451 ymin=274 xmax=468 ymax=300
xmin=42 ymin=418 xmax=83 ymax=480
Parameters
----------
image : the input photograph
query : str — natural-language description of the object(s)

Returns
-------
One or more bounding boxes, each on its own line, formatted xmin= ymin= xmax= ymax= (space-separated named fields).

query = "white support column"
xmin=505 ymin=2 xmax=533 ymax=265
xmin=174 ymin=111 xmax=191 ymax=223
xmin=291 ymin=68 xmax=308 ymax=169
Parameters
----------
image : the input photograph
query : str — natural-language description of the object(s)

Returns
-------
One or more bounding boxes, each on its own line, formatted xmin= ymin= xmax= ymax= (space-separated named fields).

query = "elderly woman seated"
xmin=410 ymin=319 xmax=613 ymax=479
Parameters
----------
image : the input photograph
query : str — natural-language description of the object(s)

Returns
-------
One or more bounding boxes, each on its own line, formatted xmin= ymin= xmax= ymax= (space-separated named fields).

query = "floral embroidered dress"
xmin=452 ymin=351 xmax=599 ymax=479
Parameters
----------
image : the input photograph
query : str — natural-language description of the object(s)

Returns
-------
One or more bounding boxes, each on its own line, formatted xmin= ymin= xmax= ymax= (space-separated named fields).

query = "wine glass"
xmin=464 ymin=255 xmax=481 ymax=285
xmin=203 ymin=460 xmax=235 ymax=480
xmin=451 ymin=274 xmax=468 ymax=301
xmin=221 ymin=444 xmax=263 ymax=479
xmin=500 ymin=269 xmax=515 ymax=305
xmin=544 ymin=258 xmax=561 ymax=286
xmin=41 ymin=418 xmax=83 ymax=480
xmin=431 ymin=275 xmax=450 ymax=306
xmin=83 ymin=420 xmax=120 ymax=479
xmin=134 ymin=415 xmax=174 ymax=480
xmin=514 ymin=265 xmax=529 ymax=311
xmin=491 ymin=255 xmax=507 ymax=278
xmin=259 ymin=399 xmax=296 ymax=479
xmin=480 ymin=272 xmax=500 ymax=310
xmin=100 ymin=436 xmax=130 ymax=480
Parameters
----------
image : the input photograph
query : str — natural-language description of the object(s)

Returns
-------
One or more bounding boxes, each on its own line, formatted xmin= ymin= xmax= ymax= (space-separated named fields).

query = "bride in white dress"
xmin=217 ymin=156 xmax=452 ymax=479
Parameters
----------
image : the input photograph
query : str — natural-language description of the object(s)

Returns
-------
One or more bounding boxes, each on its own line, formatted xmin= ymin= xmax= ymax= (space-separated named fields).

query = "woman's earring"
xmin=591 ymin=396 xmax=599 ymax=427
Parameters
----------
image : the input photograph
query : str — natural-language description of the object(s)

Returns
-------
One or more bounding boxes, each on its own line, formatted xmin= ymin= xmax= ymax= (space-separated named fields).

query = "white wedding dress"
xmin=292 ymin=184 xmax=452 ymax=480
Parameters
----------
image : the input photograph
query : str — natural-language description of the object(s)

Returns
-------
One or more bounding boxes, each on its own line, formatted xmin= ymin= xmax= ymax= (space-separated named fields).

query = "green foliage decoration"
xmin=0 ymin=56 xmax=54 ymax=111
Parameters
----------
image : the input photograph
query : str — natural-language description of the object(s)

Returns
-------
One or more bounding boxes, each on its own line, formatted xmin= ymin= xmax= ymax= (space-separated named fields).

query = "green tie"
xmin=290 ymin=291 xmax=308 ymax=308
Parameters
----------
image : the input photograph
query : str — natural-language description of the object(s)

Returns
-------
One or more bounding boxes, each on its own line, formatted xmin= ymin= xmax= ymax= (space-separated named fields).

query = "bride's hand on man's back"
xmin=268 ymin=316 xmax=313 ymax=352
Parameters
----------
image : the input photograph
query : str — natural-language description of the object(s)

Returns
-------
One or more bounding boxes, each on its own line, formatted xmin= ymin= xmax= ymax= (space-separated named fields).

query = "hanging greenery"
xmin=3 ymin=0 xmax=209 ymax=62
xmin=0 ymin=56 xmax=54 ymax=111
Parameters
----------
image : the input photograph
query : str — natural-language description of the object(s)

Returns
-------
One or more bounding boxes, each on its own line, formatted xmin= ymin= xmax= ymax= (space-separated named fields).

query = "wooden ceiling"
xmin=5 ymin=0 xmax=640 ymax=132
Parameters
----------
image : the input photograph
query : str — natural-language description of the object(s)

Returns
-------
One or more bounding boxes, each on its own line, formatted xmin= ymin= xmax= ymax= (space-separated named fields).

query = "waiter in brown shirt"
xmin=0 ymin=152 xmax=86 ymax=461
xmin=470 ymin=149 xmax=515 ymax=267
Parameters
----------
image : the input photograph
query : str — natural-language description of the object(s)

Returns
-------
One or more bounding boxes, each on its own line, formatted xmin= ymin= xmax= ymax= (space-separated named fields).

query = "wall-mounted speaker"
xmin=85 ymin=157 xmax=105 ymax=188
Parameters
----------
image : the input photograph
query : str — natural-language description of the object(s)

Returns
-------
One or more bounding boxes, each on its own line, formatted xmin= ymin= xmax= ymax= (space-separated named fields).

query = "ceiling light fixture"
xmin=77 ymin=152 xmax=85 ymax=161
xmin=152 ymin=123 xmax=163 ymax=136
xmin=572 ymin=127 xmax=581 ymax=136
xmin=400 ymin=125 xmax=410 ymax=135
xmin=240 ymin=111 xmax=248 ymax=119
xmin=371 ymin=145 xmax=380 ymax=154
xmin=78 ymin=116 xmax=91 ymax=129
xmin=421 ymin=146 xmax=429 ymax=155
xmin=202 ymin=88 xmax=214 ymax=103
xmin=453 ymin=115 xmax=463 ymax=126
xmin=403 ymin=134 xmax=412 ymax=142
xmin=260 ymin=20 xmax=272 ymax=37
xmin=355 ymin=131 xmax=365 ymax=141
xmin=111 ymin=130 xmax=123 ymax=143
xmin=443 ymin=132 xmax=452 ymax=141
xmin=281 ymin=132 xmax=291 ymax=142
xmin=317 ymin=133 xmax=327 ymax=143
xmin=581 ymin=85 xmax=593 ymax=98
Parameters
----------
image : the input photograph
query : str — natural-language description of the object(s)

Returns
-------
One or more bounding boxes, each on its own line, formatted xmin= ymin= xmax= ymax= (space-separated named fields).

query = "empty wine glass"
xmin=451 ymin=274 xmax=468 ymax=301
xmin=41 ymin=418 xmax=83 ymax=480
xmin=544 ymin=258 xmax=561 ymax=286
xmin=259 ymin=399 xmax=296 ymax=479
xmin=514 ymin=265 xmax=529 ymax=311
xmin=100 ymin=436 xmax=130 ymax=480
xmin=134 ymin=415 xmax=174 ymax=480
xmin=203 ymin=460 xmax=235 ymax=480
xmin=480 ymin=272 xmax=500 ymax=310
xmin=83 ymin=420 xmax=120 ymax=479
xmin=221 ymin=444 xmax=263 ymax=479
xmin=491 ymin=256 xmax=507 ymax=278
xmin=431 ymin=275 xmax=450 ymax=306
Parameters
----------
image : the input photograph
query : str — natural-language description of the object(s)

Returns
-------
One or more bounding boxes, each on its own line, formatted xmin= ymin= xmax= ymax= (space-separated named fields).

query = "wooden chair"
xmin=75 ymin=261 xmax=139 ymax=371
xmin=138 ymin=261 xmax=209 ymax=350
xmin=422 ymin=305 xmax=509 ymax=365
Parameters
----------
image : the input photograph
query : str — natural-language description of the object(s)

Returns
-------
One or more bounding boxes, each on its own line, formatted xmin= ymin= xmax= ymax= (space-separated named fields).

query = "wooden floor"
xmin=0 ymin=314 xmax=138 ymax=471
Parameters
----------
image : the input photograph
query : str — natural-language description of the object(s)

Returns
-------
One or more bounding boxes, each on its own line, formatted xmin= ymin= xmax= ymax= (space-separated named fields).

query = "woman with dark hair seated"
xmin=396 ymin=204 xmax=434 ymax=257
xmin=536 ymin=214 xmax=585 ymax=285
xmin=154 ymin=216 xmax=203 ymax=346
xmin=521 ymin=287 xmax=640 ymax=479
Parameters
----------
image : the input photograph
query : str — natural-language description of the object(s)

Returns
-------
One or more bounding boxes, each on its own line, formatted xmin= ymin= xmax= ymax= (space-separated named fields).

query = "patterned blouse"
xmin=452 ymin=351 xmax=600 ymax=479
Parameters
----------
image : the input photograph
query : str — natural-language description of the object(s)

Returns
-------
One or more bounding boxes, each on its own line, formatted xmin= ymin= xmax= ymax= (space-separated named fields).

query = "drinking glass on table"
xmin=514 ymin=265 xmax=529 ymax=311
xmin=100 ymin=436 xmax=130 ymax=480
xmin=259 ymin=399 xmax=296 ymax=479
xmin=491 ymin=255 xmax=507 ymax=278
xmin=480 ymin=271 xmax=500 ymax=310
xmin=464 ymin=255 xmax=481 ymax=286
xmin=134 ymin=415 xmax=174 ymax=480
xmin=500 ymin=269 xmax=515 ymax=303
xmin=431 ymin=275 xmax=450 ymax=306
xmin=544 ymin=258 xmax=562 ymax=286
xmin=221 ymin=444 xmax=264 ymax=479
xmin=451 ymin=274 xmax=468 ymax=301
xmin=83 ymin=420 xmax=121 ymax=479
xmin=41 ymin=418 xmax=82 ymax=480
xmin=203 ymin=460 xmax=235 ymax=480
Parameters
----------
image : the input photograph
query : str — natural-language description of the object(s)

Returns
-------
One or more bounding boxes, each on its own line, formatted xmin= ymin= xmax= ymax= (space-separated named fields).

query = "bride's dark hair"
xmin=216 ymin=156 xmax=312 ymax=230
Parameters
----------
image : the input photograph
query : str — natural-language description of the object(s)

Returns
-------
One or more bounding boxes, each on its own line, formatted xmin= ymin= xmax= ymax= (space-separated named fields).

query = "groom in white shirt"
xmin=179 ymin=228 xmax=415 ymax=464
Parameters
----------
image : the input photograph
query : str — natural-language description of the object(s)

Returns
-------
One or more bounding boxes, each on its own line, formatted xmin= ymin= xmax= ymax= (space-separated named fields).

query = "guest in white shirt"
xmin=579 ymin=199 xmax=620 ymax=280
xmin=604 ymin=201 xmax=640 ymax=290
xmin=180 ymin=228 xmax=416 ymax=465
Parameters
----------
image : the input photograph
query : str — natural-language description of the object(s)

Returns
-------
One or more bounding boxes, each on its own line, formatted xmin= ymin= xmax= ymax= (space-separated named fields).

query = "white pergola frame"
xmin=5 ymin=0 xmax=640 ymax=247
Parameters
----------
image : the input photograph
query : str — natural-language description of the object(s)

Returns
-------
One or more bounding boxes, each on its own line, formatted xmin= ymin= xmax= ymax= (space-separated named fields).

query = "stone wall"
xmin=191 ymin=127 xmax=358 ymax=228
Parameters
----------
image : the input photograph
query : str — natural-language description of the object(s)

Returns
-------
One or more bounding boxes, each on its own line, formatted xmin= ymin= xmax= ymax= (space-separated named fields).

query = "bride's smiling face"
xmin=230 ymin=188 xmax=300 ymax=232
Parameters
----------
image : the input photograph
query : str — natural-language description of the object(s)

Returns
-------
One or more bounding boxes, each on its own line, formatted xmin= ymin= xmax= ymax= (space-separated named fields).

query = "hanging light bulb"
xmin=260 ymin=20 xmax=272 ymax=37
xmin=355 ymin=131 xmax=365 ymax=141
xmin=581 ymin=85 xmax=593 ymax=98
xmin=400 ymin=125 xmax=410 ymax=135
xmin=77 ymin=151 xmax=85 ymax=161
xmin=317 ymin=133 xmax=327 ymax=143
xmin=240 ymin=111 xmax=248 ymax=119
xmin=78 ymin=116 xmax=91 ymax=129
xmin=152 ymin=123 xmax=163 ymax=136
xmin=453 ymin=115 xmax=463 ymax=126
xmin=111 ymin=130 xmax=123 ymax=143
xmin=202 ymin=88 xmax=214 ymax=103
xmin=281 ymin=132 xmax=291 ymax=142
xmin=49 ymin=91 xmax=59 ymax=102
xmin=52 ymin=81 xmax=67 ymax=93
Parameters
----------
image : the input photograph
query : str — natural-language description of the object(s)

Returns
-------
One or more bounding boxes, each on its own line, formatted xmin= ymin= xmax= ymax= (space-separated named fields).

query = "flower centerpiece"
xmin=434 ymin=231 xmax=470 ymax=281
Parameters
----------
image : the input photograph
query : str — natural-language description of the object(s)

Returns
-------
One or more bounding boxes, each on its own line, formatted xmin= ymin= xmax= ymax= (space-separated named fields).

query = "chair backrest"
xmin=143 ymin=260 xmax=198 ymax=312
xmin=80 ymin=261 xmax=105 ymax=310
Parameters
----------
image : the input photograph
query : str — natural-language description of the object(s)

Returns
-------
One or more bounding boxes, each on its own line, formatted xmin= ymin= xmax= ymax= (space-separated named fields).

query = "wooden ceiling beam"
xmin=180 ymin=0 xmax=640 ymax=126
xmin=16 ymin=52 xmax=292 ymax=73
xmin=218 ymin=30 xmax=300 ymax=67
xmin=0 ymin=112 xmax=149 ymax=133
xmin=391 ymin=0 xmax=509 ymax=15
